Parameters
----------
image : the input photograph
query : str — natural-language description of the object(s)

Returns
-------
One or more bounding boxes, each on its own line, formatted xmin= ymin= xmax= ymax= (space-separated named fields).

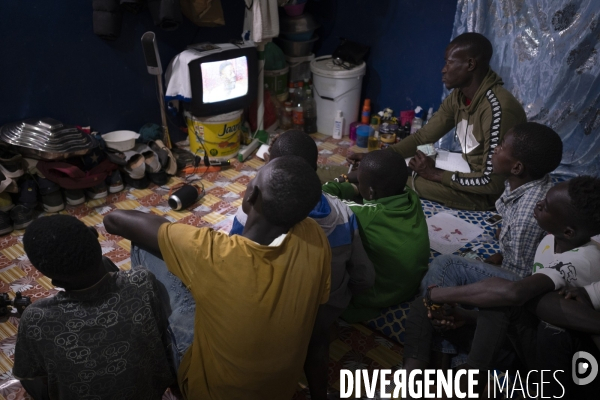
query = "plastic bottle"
xmin=332 ymin=110 xmax=344 ymax=139
xmin=361 ymin=99 xmax=371 ymax=124
xmin=281 ymin=101 xmax=293 ymax=130
xmin=303 ymin=77 xmax=310 ymax=93
xmin=425 ymin=107 xmax=434 ymax=124
xmin=295 ymin=81 xmax=305 ymax=105
xmin=288 ymin=82 xmax=296 ymax=105
xmin=370 ymin=115 xmax=380 ymax=132
xmin=292 ymin=83 xmax=305 ymax=130
xmin=303 ymin=89 xmax=317 ymax=134
xmin=410 ymin=106 xmax=424 ymax=134
xmin=368 ymin=130 xmax=380 ymax=152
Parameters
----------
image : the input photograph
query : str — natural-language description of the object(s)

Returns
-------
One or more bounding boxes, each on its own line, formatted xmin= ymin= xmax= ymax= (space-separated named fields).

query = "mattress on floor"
xmin=364 ymin=175 xmax=568 ymax=345
xmin=365 ymin=198 xmax=502 ymax=344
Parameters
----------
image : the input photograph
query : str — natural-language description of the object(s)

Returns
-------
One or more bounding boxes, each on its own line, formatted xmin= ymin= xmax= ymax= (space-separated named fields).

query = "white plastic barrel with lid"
xmin=310 ymin=56 xmax=366 ymax=136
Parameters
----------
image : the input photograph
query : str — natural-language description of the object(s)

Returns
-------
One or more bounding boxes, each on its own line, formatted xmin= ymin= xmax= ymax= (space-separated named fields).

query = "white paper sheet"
xmin=435 ymin=150 xmax=471 ymax=173
xmin=427 ymin=212 xmax=484 ymax=254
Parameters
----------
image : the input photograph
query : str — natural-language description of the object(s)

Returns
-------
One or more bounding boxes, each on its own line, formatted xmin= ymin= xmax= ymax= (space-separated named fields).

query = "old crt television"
xmin=187 ymin=42 xmax=258 ymax=117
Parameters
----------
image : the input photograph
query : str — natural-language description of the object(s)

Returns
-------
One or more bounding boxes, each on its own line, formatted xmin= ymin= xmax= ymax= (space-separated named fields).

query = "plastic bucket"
xmin=310 ymin=56 xmax=366 ymax=136
xmin=184 ymin=110 xmax=242 ymax=162
xmin=265 ymin=66 xmax=290 ymax=102
xmin=286 ymin=53 xmax=314 ymax=83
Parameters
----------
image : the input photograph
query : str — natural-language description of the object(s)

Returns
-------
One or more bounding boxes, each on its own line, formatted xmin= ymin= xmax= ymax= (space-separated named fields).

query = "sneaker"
xmin=0 ymin=172 xmax=12 ymax=193
xmin=10 ymin=205 xmax=33 ymax=230
xmin=0 ymin=149 xmax=24 ymax=179
xmin=37 ymin=177 xmax=60 ymax=195
xmin=0 ymin=211 xmax=13 ymax=236
xmin=106 ymin=170 xmax=124 ymax=193
xmin=86 ymin=182 xmax=108 ymax=200
xmin=147 ymin=170 xmax=169 ymax=186
xmin=41 ymin=191 xmax=64 ymax=212
xmin=17 ymin=180 xmax=37 ymax=209
xmin=65 ymin=189 xmax=85 ymax=205
xmin=0 ymin=193 xmax=14 ymax=212
xmin=142 ymin=150 xmax=161 ymax=173
xmin=124 ymin=154 xmax=146 ymax=180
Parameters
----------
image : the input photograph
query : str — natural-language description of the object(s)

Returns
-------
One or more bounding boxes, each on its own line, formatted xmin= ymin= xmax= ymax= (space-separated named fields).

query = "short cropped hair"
xmin=510 ymin=122 xmax=563 ymax=179
xmin=269 ymin=130 xmax=318 ymax=170
xmin=23 ymin=215 xmax=102 ymax=277
xmin=450 ymin=32 xmax=493 ymax=67
xmin=219 ymin=61 xmax=234 ymax=75
xmin=568 ymin=176 xmax=600 ymax=234
xmin=262 ymin=155 xmax=322 ymax=229
xmin=360 ymin=150 xmax=408 ymax=197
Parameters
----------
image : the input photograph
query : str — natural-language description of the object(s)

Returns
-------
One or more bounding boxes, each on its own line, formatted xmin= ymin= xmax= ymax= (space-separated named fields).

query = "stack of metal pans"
xmin=0 ymin=118 xmax=95 ymax=160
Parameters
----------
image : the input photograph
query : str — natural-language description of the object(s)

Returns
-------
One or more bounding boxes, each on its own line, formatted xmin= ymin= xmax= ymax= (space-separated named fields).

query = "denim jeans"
xmin=131 ymin=245 xmax=196 ymax=369
xmin=418 ymin=255 xmax=522 ymax=366
xmin=421 ymin=254 xmax=522 ymax=293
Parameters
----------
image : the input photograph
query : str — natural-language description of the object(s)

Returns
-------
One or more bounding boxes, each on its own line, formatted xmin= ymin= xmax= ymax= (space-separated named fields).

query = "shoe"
xmin=125 ymin=154 xmax=146 ymax=179
xmin=37 ymin=177 xmax=64 ymax=212
xmin=41 ymin=191 xmax=64 ymax=212
xmin=122 ymin=170 xmax=150 ymax=189
xmin=0 ymin=211 xmax=13 ymax=236
xmin=86 ymin=183 xmax=108 ymax=200
xmin=10 ymin=205 xmax=33 ymax=230
xmin=147 ymin=170 xmax=169 ymax=186
xmin=106 ymin=170 xmax=124 ymax=193
xmin=0 ymin=149 xmax=24 ymax=179
xmin=37 ymin=177 xmax=60 ymax=195
xmin=0 ymin=193 xmax=14 ymax=212
xmin=17 ymin=180 xmax=37 ymax=209
xmin=65 ymin=189 xmax=85 ymax=205
xmin=142 ymin=149 xmax=161 ymax=173
xmin=0 ymin=172 xmax=12 ymax=193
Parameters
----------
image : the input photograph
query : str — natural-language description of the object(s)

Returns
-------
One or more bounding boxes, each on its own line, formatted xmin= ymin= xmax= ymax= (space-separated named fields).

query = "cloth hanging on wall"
xmin=243 ymin=0 xmax=279 ymax=43
xmin=447 ymin=0 xmax=600 ymax=177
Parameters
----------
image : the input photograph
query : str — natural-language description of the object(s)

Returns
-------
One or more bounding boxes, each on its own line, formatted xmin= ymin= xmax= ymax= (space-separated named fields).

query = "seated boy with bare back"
xmin=104 ymin=156 xmax=331 ymax=400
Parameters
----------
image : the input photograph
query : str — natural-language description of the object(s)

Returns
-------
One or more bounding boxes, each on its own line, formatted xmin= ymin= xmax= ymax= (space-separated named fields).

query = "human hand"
xmin=347 ymin=170 xmax=359 ymax=184
xmin=559 ymin=285 xmax=594 ymax=309
xmin=424 ymin=300 xmax=467 ymax=331
xmin=485 ymin=253 xmax=503 ymax=265
xmin=408 ymin=150 xmax=438 ymax=180
xmin=346 ymin=152 xmax=364 ymax=169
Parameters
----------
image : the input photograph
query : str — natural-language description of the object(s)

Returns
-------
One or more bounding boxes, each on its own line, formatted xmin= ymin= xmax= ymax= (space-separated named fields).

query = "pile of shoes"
xmin=0 ymin=148 xmax=29 ymax=234
xmin=105 ymin=140 xmax=177 ymax=189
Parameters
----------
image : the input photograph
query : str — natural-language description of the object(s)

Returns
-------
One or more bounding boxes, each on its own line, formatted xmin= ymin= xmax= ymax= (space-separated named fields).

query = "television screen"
xmin=201 ymin=56 xmax=249 ymax=104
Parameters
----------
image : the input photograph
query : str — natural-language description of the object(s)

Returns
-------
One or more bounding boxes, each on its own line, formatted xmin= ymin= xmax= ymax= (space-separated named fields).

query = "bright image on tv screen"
xmin=201 ymin=56 xmax=249 ymax=104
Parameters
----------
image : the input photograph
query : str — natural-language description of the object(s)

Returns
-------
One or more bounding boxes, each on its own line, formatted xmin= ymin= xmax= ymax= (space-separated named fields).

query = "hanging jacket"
xmin=390 ymin=69 xmax=527 ymax=195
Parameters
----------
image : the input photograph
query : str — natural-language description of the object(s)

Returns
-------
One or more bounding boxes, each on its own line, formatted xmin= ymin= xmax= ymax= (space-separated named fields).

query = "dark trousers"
xmin=404 ymin=298 xmax=537 ymax=370
xmin=536 ymin=323 xmax=600 ymax=398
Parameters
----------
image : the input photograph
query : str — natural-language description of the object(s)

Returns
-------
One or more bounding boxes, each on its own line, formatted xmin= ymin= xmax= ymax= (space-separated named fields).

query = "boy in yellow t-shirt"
xmin=104 ymin=155 xmax=331 ymax=400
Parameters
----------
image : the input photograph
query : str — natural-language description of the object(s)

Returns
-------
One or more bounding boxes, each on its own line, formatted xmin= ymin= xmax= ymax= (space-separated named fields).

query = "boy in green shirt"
xmin=323 ymin=150 xmax=430 ymax=322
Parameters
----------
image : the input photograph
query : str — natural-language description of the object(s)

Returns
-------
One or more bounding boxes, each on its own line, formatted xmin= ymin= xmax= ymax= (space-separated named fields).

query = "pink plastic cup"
xmin=284 ymin=4 xmax=306 ymax=17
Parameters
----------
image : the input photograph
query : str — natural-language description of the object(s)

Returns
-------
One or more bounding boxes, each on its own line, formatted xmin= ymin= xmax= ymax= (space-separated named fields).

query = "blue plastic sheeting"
xmin=438 ymin=0 xmax=600 ymax=177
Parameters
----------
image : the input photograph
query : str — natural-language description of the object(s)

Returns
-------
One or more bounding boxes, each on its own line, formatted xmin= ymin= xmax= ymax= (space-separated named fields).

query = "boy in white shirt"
xmin=404 ymin=176 xmax=600 ymax=398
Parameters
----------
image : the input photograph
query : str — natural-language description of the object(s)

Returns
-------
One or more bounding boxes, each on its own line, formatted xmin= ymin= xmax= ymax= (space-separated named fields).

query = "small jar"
xmin=380 ymin=133 xmax=397 ymax=149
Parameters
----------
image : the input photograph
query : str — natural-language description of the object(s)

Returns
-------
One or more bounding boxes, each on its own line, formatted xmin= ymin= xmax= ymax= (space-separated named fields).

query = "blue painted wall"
xmin=0 ymin=0 xmax=245 ymax=141
xmin=307 ymin=0 xmax=457 ymax=117
xmin=0 ymin=0 xmax=456 ymax=138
